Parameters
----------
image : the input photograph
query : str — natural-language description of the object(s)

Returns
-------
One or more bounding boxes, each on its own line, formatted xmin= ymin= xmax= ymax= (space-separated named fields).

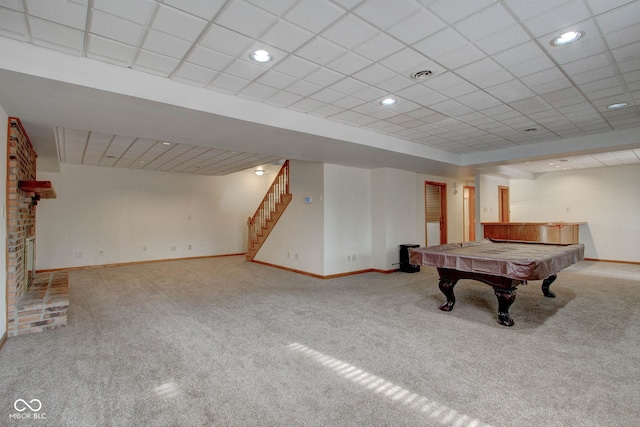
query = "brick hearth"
xmin=15 ymin=272 xmax=69 ymax=335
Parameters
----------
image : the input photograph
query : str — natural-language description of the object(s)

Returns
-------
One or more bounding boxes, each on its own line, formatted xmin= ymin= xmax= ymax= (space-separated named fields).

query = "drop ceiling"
xmin=0 ymin=0 xmax=639 ymax=178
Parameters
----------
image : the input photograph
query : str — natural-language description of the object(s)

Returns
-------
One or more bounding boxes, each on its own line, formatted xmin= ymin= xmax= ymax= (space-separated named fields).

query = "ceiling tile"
xmin=216 ymin=0 xmax=278 ymax=39
xmin=134 ymin=50 xmax=181 ymax=77
xmin=294 ymin=37 xmax=347 ymax=65
xmin=305 ymin=67 xmax=345 ymax=86
xmin=172 ymin=62 xmax=218 ymax=86
xmin=187 ymin=45 xmax=234 ymax=70
xmin=352 ymin=0 xmax=420 ymax=29
xmin=322 ymin=14 xmax=378 ymax=50
xmin=28 ymin=17 xmax=84 ymax=55
xmin=595 ymin=0 xmax=640 ymax=34
xmin=353 ymin=31 xmax=404 ymax=61
xmin=143 ymin=30 xmax=193 ymax=59
xmin=493 ymin=41 xmax=555 ymax=78
xmin=284 ymin=0 xmax=345 ymax=33
xmin=208 ymin=73 xmax=249 ymax=93
xmin=199 ymin=25 xmax=253 ymax=57
xmin=387 ymin=8 xmax=446 ymax=44
xmin=454 ymin=3 xmax=516 ymax=41
xmin=326 ymin=51 xmax=372 ymax=75
xmin=260 ymin=19 xmax=315 ymax=53
xmin=272 ymin=55 xmax=318 ymax=78
xmin=455 ymin=57 xmax=513 ymax=88
xmin=0 ymin=7 xmax=29 ymax=40
xmin=329 ymin=77 xmax=369 ymax=95
xmin=309 ymin=87 xmax=344 ymax=103
xmin=87 ymin=34 xmax=137 ymax=66
xmin=427 ymin=0 xmax=495 ymax=24
xmin=352 ymin=63 xmax=396 ymax=85
xmin=285 ymin=79 xmax=323 ymax=96
xmin=521 ymin=0 xmax=591 ymax=38
xmin=256 ymin=70 xmax=298 ymax=89
xmin=238 ymin=82 xmax=280 ymax=100
xmin=379 ymin=48 xmax=434 ymax=76
xmin=90 ymin=10 xmax=146 ymax=46
xmin=93 ymin=0 xmax=156 ymax=25
xmin=152 ymin=4 xmax=208 ymax=41
xmin=224 ymin=58 xmax=270 ymax=81
xmin=163 ymin=0 xmax=227 ymax=20
xmin=264 ymin=90 xmax=303 ymax=107
xmin=26 ymin=0 xmax=87 ymax=30
xmin=245 ymin=0 xmax=298 ymax=15
xmin=474 ymin=24 xmax=531 ymax=56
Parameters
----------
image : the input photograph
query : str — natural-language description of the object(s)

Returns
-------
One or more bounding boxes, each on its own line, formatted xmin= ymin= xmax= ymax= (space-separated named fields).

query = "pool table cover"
xmin=409 ymin=239 xmax=584 ymax=281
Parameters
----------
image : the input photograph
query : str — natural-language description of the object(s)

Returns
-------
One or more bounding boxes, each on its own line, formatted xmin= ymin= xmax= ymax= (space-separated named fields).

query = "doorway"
xmin=425 ymin=181 xmax=447 ymax=246
xmin=499 ymin=186 xmax=510 ymax=222
xmin=463 ymin=186 xmax=476 ymax=241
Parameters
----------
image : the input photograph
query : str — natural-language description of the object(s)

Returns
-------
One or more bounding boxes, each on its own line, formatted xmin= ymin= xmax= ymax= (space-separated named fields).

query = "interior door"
xmin=499 ymin=186 xmax=510 ymax=222
xmin=425 ymin=181 xmax=447 ymax=246
xmin=463 ymin=186 xmax=476 ymax=241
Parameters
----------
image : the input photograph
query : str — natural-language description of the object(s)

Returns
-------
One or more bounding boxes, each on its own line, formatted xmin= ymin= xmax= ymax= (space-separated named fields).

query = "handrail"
xmin=247 ymin=160 xmax=290 ymax=253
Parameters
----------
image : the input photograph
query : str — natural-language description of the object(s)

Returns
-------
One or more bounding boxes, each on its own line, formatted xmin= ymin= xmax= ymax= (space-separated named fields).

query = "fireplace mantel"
xmin=18 ymin=180 xmax=56 ymax=201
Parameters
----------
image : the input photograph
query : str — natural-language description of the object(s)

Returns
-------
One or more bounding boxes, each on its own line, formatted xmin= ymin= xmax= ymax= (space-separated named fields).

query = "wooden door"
xmin=499 ymin=186 xmax=510 ymax=222
xmin=425 ymin=182 xmax=447 ymax=245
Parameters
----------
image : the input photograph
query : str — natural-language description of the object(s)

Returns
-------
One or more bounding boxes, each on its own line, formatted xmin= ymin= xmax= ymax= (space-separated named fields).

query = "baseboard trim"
xmin=584 ymin=258 xmax=640 ymax=265
xmin=36 ymin=253 xmax=246 ymax=274
xmin=251 ymin=260 xmax=399 ymax=279
xmin=0 ymin=331 xmax=7 ymax=352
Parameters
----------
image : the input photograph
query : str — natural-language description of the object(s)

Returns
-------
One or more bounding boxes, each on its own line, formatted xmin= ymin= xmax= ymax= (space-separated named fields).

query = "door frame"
xmin=425 ymin=181 xmax=447 ymax=245
xmin=463 ymin=185 xmax=476 ymax=241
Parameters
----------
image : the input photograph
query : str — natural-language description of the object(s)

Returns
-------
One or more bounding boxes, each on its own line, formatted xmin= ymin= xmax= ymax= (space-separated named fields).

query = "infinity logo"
xmin=14 ymin=399 xmax=42 ymax=412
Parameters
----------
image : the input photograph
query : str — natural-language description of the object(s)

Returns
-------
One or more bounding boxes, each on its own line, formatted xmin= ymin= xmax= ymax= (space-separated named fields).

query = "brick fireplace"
xmin=6 ymin=117 xmax=67 ymax=336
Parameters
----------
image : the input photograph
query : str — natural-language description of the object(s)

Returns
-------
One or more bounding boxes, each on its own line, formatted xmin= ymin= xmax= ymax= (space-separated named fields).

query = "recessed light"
xmin=523 ymin=127 xmax=538 ymax=133
xmin=607 ymin=102 xmax=628 ymax=109
xmin=105 ymin=155 xmax=117 ymax=159
xmin=139 ymin=160 xmax=146 ymax=164
xmin=161 ymin=142 xmax=171 ymax=146
xmin=551 ymin=31 xmax=584 ymax=46
xmin=250 ymin=49 xmax=272 ymax=63
xmin=380 ymin=98 xmax=397 ymax=106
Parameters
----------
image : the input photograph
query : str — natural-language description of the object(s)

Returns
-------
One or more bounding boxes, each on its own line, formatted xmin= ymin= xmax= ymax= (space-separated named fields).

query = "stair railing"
xmin=247 ymin=160 xmax=290 ymax=254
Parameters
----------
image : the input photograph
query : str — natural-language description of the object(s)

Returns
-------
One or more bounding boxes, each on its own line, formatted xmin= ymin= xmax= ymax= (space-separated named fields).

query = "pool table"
xmin=409 ymin=239 xmax=584 ymax=326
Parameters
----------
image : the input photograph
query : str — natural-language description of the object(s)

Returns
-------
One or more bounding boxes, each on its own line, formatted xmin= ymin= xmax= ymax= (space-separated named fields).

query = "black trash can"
xmin=399 ymin=244 xmax=420 ymax=273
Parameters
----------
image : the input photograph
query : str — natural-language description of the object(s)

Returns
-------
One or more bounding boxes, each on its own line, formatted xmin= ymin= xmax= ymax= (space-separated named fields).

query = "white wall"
xmin=478 ymin=174 xmax=510 ymax=224
xmin=36 ymin=163 xmax=278 ymax=269
xmin=510 ymin=165 xmax=640 ymax=262
xmin=371 ymin=168 xmax=418 ymax=271
xmin=0 ymin=106 xmax=8 ymax=340
xmin=324 ymin=164 xmax=372 ymax=275
xmin=254 ymin=161 xmax=325 ymax=275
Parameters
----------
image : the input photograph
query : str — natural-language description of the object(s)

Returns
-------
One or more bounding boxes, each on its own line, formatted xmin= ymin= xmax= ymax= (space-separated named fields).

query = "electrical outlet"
xmin=188 ymin=244 xmax=192 ymax=250
xmin=170 ymin=246 xmax=176 ymax=251
xmin=143 ymin=246 xmax=147 ymax=251
xmin=347 ymin=255 xmax=351 ymax=261
xmin=99 ymin=250 xmax=104 ymax=256
xmin=75 ymin=251 xmax=83 ymax=258
xmin=352 ymin=254 xmax=357 ymax=261
xmin=294 ymin=253 xmax=299 ymax=260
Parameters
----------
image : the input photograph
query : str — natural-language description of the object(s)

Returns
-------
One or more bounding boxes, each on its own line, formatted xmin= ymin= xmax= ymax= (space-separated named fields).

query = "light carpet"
xmin=1 ymin=256 xmax=639 ymax=426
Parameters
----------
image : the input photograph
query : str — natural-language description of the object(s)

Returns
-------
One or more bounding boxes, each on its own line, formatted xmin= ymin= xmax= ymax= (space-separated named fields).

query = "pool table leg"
xmin=494 ymin=288 xmax=517 ymax=326
xmin=438 ymin=279 xmax=458 ymax=312
xmin=541 ymin=274 xmax=557 ymax=298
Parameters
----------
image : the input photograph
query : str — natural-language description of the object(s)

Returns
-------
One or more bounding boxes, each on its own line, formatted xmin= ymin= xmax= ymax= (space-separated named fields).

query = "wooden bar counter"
xmin=482 ymin=222 xmax=585 ymax=244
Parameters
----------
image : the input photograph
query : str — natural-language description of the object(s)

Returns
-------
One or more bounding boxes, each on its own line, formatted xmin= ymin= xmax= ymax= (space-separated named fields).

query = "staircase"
xmin=246 ymin=160 xmax=292 ymax=261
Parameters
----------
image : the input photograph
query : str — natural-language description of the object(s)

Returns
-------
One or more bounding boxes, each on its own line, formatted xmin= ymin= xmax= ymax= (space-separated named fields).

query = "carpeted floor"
xmin=1 ymin=256 xmax=639 ymax=426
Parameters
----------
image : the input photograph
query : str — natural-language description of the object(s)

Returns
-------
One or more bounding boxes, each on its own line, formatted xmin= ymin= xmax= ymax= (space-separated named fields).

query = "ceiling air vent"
xmin=410 ymin=70 xmax=433 ymax=80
